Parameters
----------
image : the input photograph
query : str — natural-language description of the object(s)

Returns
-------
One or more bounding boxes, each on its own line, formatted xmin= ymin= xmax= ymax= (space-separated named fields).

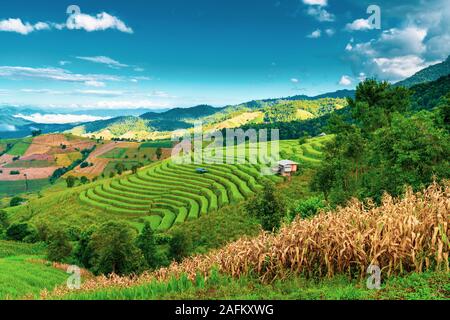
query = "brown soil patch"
xmin=0 ymin=167 xmax=59 ymax=181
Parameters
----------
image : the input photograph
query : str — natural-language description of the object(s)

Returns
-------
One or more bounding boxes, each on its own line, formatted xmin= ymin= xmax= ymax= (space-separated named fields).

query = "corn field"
xmin=44 ymin=182 xmax=449 ymax=298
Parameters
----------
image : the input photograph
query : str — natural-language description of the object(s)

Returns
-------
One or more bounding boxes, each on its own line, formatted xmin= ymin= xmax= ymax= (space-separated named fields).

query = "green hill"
xmin=396 ymin=55 xmax=450 ymax=87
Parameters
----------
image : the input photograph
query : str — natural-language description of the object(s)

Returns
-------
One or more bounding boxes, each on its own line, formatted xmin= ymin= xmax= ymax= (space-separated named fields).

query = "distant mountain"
xmin=141 ymin=105 xmax=221 ymax=120
xmin=396 ymin=56 xmax=450 ymax=88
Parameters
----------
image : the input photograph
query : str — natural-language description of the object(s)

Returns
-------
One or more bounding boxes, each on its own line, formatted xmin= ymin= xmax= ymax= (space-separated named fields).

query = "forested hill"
xmin=140 ymin=105 xmax=222 ymax=120
xmin=236 ymin=74 xmax=450 ymax=140
xmin=410 ymin=74 xmax=450 ymax=111
xmin=396 ymin=55 xmax=450 ymax=88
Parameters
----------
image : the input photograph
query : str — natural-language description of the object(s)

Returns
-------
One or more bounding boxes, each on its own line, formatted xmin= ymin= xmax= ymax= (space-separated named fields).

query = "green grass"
xmin=5 ymin=138 xmax=33 ymax=156
xmin=0 ymin=179 xmax=51 ymax=197
xmin=100 ymin=148 xmax=128 ymax=159
xmin=140 ymin=140 xmax=173 ymax=148
xmin=57 ymin=270 xmax=450 ymax=300
xmin=0 ymin=241 xmax=67 ymax=299
xmin=0 ymin=241 xmax=46 ymax=258
xmin=0 ymin=255 xmax=68 ymax=299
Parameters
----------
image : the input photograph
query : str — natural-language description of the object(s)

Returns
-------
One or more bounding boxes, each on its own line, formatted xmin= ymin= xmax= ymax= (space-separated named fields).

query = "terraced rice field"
xmin=80 ymin=137 xmax=330 ymax=231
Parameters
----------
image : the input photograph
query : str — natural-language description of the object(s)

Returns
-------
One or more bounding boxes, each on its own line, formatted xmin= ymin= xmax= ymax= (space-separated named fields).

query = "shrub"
xmin=80 ymin=162 xmax=89 ymax=169
xmin=10 ymin=196 xmax=26 ymax=207
xmin=291 ymin=197 xmax=326 ymax=221
xmin=80 ymin=176 xmax=90 ymax=185
xmin=169 ymin=231 xmax=192 ymax=262
xmin=6 ymin=223 xmax=35 ymax=241
xmin=66 ymin=175 xmax=76 ymax=188
xmin=89 ymin=221 xmax=145 ymax=275
xmin=0 ymin=210 xmax=9 ymax=229
xmin=245 ymin=182 xmax=286 ymax=232
xmin=47 ymin=230 xmax=73 ymax=262
xmin=9 ymin=170 xmax=20 ymax=175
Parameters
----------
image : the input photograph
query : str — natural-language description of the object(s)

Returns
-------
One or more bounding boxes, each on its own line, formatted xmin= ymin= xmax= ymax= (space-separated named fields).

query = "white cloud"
xmin=290 ymin=78 xmax=299 ymax=83
xmin=345 ymin=25 xmax=437 ymax=81
xmin=307 ymin=29 xmax=321 ymax=38
xmin=306 ymin=7 xmax=335 ymax=22
xmin=302 ymin=0 xmax=327 ymax=6
xmin=0 ymin=124 xmax=17 ymax=132
xmin=59 ymin=61 xmax=71 ymax=66
xmin=0 ymin=18 xmax=50 ymax=35
xmin=338 ymin=75 xmax=353 ymax=86
xmin=76 ymin=56 xmax=129 ymax=68
xmin=325 ymin=28 xmax=335 ymax=36
xmin=372 ymin=55 xmax=433 ymax=79
xmin=74 ymin=90 xmax=124 ymax=97
xmin=345 ymin=19 xmax=372 ymax=31
xmin=95 ymin=100 xmax=169 ymax=109
xmin=84 ymin=80 xmax=106 ymax=87
xmin=0 ymin=66 xmax=121 ymax=84
xmin=0 ymin=12 xmax=132 ymax=35
xmin=149 ymin=91 xmax=174 ymax=98
xmin=67 ymin=12 xmax=133 ymax=33
xmin=20 ymin=88 xmax=63 ymax=95
xmin=358 ymin=72 xmax=367 ymax=82
xmin=14 ymin=113 xmax=111 ymax=124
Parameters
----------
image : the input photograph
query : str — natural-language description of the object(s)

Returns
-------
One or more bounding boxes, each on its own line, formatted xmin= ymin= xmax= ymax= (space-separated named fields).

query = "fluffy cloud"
xmin=307 ymin=29 xmax=321 ymax=38
xmin=302 ymin=0 xmax=327 ymax=6
xmin=306 ymin=7 xmax=335 ymax=22
xmin=76 ymin=56 xmax=128 ymax=68
xmin=0 ymin=18 xmax=50 ymax=35
xmin=67 ymin=12 xmax=133 ymax=33
xmin=344 ymin=0 xmax=450 ymax=82
xmin=345 ymin=26 xmax=444 ymax=81
xmin=325 ymin=28 xmax=335 ymax=36
xmin=0 ymin=12 xmax=132 ymax=35
xmin=290 ymin=78 xmax=299 ymax=83
xmin=345 ymin=19 xmax=372 ymax=31
xmin=14 ymin=113 xmax=110 ymax=124
xmin=338 ymin=75 xmax=352 ymax=86
xmin=372 ymin=56 xmax=433 ymax=79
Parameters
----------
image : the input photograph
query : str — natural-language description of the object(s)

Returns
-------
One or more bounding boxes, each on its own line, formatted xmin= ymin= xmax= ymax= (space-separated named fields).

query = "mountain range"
xmin=1 ymin=56 xmax=449 ymax=139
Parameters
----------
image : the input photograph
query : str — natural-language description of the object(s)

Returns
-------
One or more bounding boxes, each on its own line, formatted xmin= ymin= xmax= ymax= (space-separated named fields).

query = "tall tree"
xmin=89 ymin=222 xmax=145 ymax=275
xmin=245 ymin=182 xmax=286 ymax=232
xmin=136 ymin=222 xmax=158 ymax=269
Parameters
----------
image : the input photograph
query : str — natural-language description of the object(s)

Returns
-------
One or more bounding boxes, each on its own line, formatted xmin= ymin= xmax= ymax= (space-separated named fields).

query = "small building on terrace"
xmin=274 ymin=160 xmax=299 ymax=177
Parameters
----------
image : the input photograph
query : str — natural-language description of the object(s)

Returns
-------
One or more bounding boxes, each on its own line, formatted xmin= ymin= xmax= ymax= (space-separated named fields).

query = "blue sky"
xmin=0 ymin=0 xmax=449 ymax=113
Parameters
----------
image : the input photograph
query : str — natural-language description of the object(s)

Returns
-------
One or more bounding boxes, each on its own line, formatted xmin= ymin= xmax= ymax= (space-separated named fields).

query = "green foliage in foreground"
xmin=58 ymin=270 xmax=450 ymax=300
xmin=312 ymin=79 xmax=450 ymax=205
xmin=0 ymin=255 xmax=68 ymax=299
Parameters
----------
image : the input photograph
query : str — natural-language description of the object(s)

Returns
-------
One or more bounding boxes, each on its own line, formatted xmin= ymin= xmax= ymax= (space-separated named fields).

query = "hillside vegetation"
xmin=44 ymin=182 xmax=449 ymax=299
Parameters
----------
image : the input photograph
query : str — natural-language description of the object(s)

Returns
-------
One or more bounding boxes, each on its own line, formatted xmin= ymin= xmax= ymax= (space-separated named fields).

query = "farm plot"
xmin=69 ymin=142 xmax=138 ymax=179
xmin=55 ymin=152 xmax=82 ymax=167
xmin=79 ymin=137 xmax=328 ymax=231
